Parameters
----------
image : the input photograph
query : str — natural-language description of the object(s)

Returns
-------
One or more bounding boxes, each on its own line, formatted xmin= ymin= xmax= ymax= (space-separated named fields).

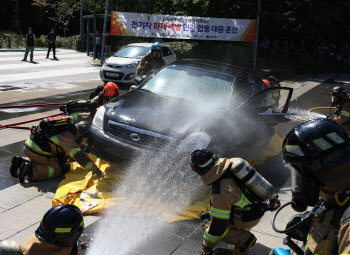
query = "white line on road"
xmin=0 ymin=49 xmax=80 ymax=56
xmin=0 ymin=54 xmax=89 ymax=63
xmin=0 ymin=67 xmax=99 ymax=83
xmin=0 ymin=59 xmax=91 ymax=70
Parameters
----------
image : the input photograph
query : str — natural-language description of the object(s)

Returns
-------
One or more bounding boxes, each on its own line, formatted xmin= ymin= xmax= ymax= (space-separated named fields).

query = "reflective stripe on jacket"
xmin=25 ymin=137 xmax=53 ymax=156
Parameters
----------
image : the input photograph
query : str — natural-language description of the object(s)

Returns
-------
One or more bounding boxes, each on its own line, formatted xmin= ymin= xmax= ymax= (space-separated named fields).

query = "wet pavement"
xmin=0 ymin=89 xmax=95 ymax=121
xmin=1 ymin=47 xmax=350 ymax=254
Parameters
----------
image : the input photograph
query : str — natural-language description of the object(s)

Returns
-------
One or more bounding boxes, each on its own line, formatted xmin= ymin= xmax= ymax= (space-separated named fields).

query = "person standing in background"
xmin=22 ymin=28 xmax=36 ymax=62
xmin=96 ymin=30 xmax=102 ymax=59
xmin=46 ymin=28 xmax=57 ymax=60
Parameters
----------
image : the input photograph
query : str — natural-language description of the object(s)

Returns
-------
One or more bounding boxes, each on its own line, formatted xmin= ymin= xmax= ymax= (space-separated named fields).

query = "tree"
xmin=49 ymin=1 xmax=79 ymax=37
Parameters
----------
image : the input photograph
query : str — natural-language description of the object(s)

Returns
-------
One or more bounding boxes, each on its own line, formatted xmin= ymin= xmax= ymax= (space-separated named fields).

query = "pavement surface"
xmin=1 ymin=47 xmax=350 ymax=254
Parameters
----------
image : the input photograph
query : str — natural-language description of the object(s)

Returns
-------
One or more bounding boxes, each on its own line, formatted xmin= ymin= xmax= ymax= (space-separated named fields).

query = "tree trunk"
xmin=15 ymin=0 xmax=22 ymax=35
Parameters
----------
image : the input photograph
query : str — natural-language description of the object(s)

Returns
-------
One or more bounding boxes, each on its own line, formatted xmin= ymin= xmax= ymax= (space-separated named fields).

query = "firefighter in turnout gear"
xmin=10 ymin=115 xmax=103 ymax=182
xmin=190 ymin=149 xmax=280 ymax=255
xmin=0 ymin=205 xmax=84 ymax=255
xmin=330 ymin=85 xmax=350 ymax=134
xmin=9 ymin=83 xmax=120 ymax=182
xmin=271 ymin=118 xmax=350 ymax=255
xmin=136 ymin=42 xmax=165 ymax=78
xmin=66 ymin=82 xmax=120 ymax=124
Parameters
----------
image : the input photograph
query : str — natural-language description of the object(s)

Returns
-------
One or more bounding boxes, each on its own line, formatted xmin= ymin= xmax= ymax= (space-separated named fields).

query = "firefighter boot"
xmin=233 ymin=235 xmax=257 ymax=255
xmin=10 ymin=156 xmax=25 ymax=178
xmin=19 ymin=162 xmax=33 ymax=183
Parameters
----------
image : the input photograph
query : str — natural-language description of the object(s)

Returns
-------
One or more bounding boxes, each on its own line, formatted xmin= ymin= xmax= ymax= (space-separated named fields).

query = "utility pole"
xmin=80 ymin=0 xmax=83 ymax=40
xmin=101 ymin=0 xmax=109 ymax=65
xmin=253 ymin=0 xmax=261 ymax=71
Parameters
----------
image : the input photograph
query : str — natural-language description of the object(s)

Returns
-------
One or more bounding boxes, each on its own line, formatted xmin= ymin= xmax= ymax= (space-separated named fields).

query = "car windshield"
xmin=114 ymin=46 xmax=149 ymax=59
xmin=140 ymin=65 xmax=233 ymax=109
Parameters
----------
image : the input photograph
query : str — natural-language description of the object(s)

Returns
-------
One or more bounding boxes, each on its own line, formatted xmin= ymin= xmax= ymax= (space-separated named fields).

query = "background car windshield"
xmin=141 ymin=66 xmax=233 ymax=108
xmin=114 ymin=46 xmax=149 ymax=59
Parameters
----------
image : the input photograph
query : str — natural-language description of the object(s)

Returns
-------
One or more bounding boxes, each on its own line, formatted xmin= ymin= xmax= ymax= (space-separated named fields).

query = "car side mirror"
xmin=129 ymin=85 xmax=138 ymax=91
xmin=134 ymin=75 xmax=147 ymax=85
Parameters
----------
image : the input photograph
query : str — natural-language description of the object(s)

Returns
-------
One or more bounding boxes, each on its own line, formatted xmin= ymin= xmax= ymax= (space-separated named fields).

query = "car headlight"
xmin=92 ymin=106 xmax=106 ymax=130
xmin=175 ymin=132 xmax=211 ymax=154
xmin=126 ymin=62 xmax=138 ymax=68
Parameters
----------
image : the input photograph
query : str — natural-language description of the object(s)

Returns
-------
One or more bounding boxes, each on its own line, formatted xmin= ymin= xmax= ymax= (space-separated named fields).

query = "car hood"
xmin=106 ymin=57 xmax=139 ymax=65
xmin=104 ymin=90 xmax=223 ymax=137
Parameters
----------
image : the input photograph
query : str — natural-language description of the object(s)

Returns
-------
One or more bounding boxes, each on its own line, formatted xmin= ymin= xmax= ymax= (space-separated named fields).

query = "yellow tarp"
xmin=53 ymin=132 xmax=284 ymax=222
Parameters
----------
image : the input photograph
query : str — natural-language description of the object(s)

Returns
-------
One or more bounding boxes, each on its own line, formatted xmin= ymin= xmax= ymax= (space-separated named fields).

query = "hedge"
xmin=0 ymin=32 xmax=320 ymax=72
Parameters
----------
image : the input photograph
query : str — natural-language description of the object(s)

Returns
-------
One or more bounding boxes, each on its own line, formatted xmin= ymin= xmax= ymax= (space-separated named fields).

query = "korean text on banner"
xmin=110 ymin=12 xmax=256 ymax=42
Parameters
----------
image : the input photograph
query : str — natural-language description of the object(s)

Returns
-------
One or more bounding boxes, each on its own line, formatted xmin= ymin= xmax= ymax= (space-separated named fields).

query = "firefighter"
xmin=136 ymin=42 xmax=165 ymax=78
xmin=330 ymin=85 xmax=350 ymax=134
xmin=10 ymin=116 xmax=103 ymax=182
xmin=67 ymin=82 xmax=120 ymax=124
xmin=271 ymin=118 xmax=350 ymax=255
xmin=9 ymin=82 xmax=120 ymax=182
xmin=190 ymin=149 xmax=280 ymax=255
xmin=0 ymin=204 xmax=84 ymax=255
xmin=89 ymin=81 xmax=120 ymax=110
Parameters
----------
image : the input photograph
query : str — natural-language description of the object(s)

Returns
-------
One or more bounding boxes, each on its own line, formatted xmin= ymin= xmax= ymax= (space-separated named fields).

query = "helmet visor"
xmin=307 ymin=145 xmax=350 ymax=187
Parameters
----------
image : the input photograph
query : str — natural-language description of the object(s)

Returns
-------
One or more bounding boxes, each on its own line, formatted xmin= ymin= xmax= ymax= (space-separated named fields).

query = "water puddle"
xmin=0 ymin=85 xmax=25 ymax=91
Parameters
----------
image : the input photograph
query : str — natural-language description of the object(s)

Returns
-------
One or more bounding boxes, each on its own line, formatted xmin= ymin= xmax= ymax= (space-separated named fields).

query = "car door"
xmin=162 ymin=46 xmax=176 ymax=64
xmin=237 ymin=87 xmax=294 ymax=124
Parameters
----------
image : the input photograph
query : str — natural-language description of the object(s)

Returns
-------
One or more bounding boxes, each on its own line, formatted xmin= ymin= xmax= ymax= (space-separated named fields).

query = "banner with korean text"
xmin=111 ymin=12 xmax=256 ymax=42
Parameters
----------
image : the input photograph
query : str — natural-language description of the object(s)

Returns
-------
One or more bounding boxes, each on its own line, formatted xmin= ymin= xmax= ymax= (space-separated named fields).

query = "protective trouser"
xmin=23 ymin=146 xmax=62 ymax=181
xmin=204 ymin=216 xmax=260 ymax=249
xmin=24 ymin=131 xmax=99 ymax=181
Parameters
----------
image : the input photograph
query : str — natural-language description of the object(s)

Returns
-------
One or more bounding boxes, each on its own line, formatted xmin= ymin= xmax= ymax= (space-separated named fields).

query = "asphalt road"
xmin=1 ymin=47 xmax=350 ymax=254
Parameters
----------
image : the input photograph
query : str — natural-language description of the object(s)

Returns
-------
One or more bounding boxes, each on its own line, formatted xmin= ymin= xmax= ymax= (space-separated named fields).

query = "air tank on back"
xmin=230 ymin=159 xmax=274 ymax=201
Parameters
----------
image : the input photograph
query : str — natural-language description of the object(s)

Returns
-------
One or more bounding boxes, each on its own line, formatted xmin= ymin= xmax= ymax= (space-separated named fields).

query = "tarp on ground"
xmin=53 ymin=132 xmax=284 ymax=222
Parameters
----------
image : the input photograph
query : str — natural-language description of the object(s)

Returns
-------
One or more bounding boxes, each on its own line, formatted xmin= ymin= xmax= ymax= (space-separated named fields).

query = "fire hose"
xmin=0 ymin=113 xmax=63 ymax=130
xmin=0 ymin=102 xmax=67 ymax=130
xmin=0 ymin=102 xmax=65 ymax=108
xmin=294 ymin=106 xmax=336 ymax=121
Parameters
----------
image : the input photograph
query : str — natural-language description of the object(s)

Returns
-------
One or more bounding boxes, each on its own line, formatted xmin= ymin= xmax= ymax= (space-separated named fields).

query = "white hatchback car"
xmin=100 ymin=43 xmax=177 ymax=84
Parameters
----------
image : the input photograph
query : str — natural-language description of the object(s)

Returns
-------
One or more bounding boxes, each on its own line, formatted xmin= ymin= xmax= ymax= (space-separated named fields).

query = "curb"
xmin=88 ymin=59 xmax=102 ymax=67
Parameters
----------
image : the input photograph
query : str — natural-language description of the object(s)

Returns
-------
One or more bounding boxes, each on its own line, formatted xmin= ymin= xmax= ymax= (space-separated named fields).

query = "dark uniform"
xmin=22 ymin=30 xmax=36 ymax=62
xmin=46 ymin=31 xmax=56 ymax=59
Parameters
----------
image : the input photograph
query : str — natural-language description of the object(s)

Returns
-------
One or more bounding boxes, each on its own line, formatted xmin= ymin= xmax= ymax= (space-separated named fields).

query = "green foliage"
xmin=75 ymin=38 xmax=82 ymax=51
xmin=49 ymin=1 xmax=79 ymax=37
xmin=35 ymin=36 xmax=46 ymax=47
xmin=56 ymin=35 xmax=80 ymax=49
xmin=0 ymin=32 xmax=24 ymax=47
xmin=166 ymin=40 xmax=253 ymax=67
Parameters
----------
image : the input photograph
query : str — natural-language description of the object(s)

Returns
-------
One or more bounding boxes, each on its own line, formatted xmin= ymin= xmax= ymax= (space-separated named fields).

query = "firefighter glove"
xmin=200 ymin=246 xmax=213 ymax=255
